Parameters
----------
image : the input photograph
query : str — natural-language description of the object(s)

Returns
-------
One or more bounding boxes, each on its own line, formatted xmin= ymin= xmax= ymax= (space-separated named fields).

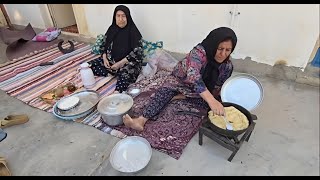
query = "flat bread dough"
xmin=208 ymin=106 xmax=249 ymax=131
xmin=57 ymin=96 xmax=80 ymax=110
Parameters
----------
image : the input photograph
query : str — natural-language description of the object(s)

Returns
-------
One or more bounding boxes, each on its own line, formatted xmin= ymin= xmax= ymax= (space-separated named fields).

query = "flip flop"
xmin=0 ymin=114 xmax=29 ymax=129
xmin=0 ymin=128 xmax=7 ymax=142
xmin=0 ymin=157 xmax=11 ymax=176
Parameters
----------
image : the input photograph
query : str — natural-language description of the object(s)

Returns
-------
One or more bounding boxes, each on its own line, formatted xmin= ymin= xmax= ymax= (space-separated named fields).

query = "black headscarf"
xmin=104 ymin=5 xmax=142 ymax=62
xmin=201 ymin=27 xmax=237 ymax=92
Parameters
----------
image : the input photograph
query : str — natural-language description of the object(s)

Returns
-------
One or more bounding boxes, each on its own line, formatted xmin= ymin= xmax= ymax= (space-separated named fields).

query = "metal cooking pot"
xmin=206 ymin=102 xmax=253 ymax=138
xmin=97 ymin=93 xmax=133 ymax=126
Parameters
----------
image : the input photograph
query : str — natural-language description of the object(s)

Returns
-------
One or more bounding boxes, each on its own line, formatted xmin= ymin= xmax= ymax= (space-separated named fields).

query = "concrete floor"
xmin=0 ymin=31 xmax=319 ymax=176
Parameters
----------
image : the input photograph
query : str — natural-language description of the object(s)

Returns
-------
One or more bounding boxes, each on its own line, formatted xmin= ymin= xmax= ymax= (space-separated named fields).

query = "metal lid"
xmin=221 ymin=73 xmax=264 ymax=111
xmin=97 ymin=93 xmax=133 ymax=115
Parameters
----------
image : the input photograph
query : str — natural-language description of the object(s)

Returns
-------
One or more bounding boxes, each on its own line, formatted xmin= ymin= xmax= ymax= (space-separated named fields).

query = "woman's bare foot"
xmin=122 ymin=114 xmax=147 ymax=131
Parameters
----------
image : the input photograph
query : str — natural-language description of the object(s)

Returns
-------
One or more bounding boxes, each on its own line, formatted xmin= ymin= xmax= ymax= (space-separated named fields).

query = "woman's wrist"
xmin=123 ymin=58 xmax=129 ymax=64
xmin=122 ymin=58 xmax=129 ymax=66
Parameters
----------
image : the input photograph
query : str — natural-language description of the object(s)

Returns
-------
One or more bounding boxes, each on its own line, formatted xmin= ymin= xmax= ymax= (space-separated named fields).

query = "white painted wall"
xmin=4 ymin=4 xmax=46 ymax=29
xmin=81 ymin=4 xmax=234 ymax=53
xmin=233 ymin=4 xmax=320 ymax=68
xmin=3 ymin=4 xmax=319 ymax=69
xmin=77 ymin=4 xmax=319 ymax=68
xmin=39 ymin=5 xmax=54 ymax=28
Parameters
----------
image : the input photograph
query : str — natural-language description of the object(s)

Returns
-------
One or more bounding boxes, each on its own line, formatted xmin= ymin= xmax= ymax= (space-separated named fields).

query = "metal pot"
xmin=97 ymin=93 xmax=133 ymax=126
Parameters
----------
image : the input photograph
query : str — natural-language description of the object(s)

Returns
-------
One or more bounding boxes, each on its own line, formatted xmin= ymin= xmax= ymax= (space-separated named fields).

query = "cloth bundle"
xmin=32 ymin=27 xmax=61 ymax=42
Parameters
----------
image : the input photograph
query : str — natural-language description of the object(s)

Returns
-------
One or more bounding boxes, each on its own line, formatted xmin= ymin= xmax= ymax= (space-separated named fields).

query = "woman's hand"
xmin=111 ymin=58 xmax=129 ymax=70
xmin=200 ymin=89 xmax=225 ymax=116
xmin=102 ymin=53 xmax=111 ymax=68
xmin=208 ymin=99 xmax=225 ymax=116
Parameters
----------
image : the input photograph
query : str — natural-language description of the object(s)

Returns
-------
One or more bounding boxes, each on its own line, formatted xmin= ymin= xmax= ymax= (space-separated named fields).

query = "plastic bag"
xmin=32 ymin=27 xmax=61 ymax=42
xmin=136 ymin=49 xmax=179 ymax=82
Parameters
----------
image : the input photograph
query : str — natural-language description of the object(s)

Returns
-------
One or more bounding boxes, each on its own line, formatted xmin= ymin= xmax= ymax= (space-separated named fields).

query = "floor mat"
xmin=113 ymin=70 xmax=208 ymax=159
xmin=0 ymin=23 xmax=60 ymax=61
xmin=0 ymin=41 xmax=123 ymax=137
xmin=0 ymin=45 xmax=204 ymax=159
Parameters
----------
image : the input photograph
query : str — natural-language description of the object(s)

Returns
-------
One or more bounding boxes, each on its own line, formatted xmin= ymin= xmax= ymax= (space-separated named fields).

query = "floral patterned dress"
xmin=89 ymin=39 xmax=144 ymax=92
xmin=141 ymin=44 xmax=233 ymax=119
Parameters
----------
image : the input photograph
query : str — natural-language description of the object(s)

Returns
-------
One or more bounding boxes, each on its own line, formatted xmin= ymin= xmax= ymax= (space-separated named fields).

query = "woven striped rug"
xmin=0 ymin=41 xmax=126 ymax=138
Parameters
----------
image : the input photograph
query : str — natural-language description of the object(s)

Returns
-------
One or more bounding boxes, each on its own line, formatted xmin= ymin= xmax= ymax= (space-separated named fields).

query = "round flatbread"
xmin=57 ymin=96 xmax=80 ymax=110
xmin=208 ymin=106 xmax=249 ymax=131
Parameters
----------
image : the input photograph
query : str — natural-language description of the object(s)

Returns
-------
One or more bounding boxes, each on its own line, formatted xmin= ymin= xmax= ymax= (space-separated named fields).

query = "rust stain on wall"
xmin=274 ymin=59 xmax=288 ymax=66
xmin=72 ymin=4 xmax=89 ymax=36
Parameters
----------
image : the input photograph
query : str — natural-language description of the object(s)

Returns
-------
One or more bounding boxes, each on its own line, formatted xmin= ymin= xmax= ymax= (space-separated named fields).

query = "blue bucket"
xmin=311 ymin=48 xmax=320 ymax=67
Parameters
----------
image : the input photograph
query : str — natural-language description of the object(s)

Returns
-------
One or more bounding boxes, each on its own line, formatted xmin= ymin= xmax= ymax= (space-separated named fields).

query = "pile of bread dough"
xmin=208 ymin=106 xmax=249 ymax=131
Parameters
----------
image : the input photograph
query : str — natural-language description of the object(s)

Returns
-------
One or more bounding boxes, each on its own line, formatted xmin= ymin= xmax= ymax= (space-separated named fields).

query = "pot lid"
xmin=221 ymin=73 xmax=264 ymax=111
xmin=97 ymin=93 xmax=133 ymax=115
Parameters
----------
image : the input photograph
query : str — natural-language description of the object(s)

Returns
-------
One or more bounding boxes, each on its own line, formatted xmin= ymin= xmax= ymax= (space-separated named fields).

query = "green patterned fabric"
xmin=91 ymin=35 xmax=163 ymax=58
xmin=142 ymin=39 xmax=163 ymax=56
xmin=91 ymin=34 xmax=105 ymax=55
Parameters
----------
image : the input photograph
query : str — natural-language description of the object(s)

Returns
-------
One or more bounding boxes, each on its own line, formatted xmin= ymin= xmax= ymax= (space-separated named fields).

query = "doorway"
xmin=47 ymin=4 xmax=79 ymax=34
xmin=0 ymin=5 xmax=12 ymax=28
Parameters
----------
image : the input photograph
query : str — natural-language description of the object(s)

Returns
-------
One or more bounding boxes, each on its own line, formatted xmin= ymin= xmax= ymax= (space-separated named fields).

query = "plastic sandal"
xmin=0 ymin=128 xmax=7 ymax=142
xmin=0 ymin=114 xmax=29 ymax=129
xmin=0 ymin=157 xmax=11 ymax=176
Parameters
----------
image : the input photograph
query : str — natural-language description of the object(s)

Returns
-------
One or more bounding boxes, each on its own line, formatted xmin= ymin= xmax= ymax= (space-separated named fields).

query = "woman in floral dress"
xmin=123 ymin=27 xmax=237 ymax=131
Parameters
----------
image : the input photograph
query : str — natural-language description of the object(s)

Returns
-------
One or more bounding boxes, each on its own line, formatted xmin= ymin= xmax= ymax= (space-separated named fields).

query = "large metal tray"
xmin=53 ymin=90 xmax=100 ymax=117
xmin=221 ymin=73 xmax=264 ymax=111
xmin=110 ymin=136 xmax=152 ymax=173
xmin=52 ymin=106 xmax=95 ymax=121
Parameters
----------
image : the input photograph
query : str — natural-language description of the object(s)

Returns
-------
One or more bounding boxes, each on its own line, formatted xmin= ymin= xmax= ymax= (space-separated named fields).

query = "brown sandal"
xmin=0 ymin=114 xmax=29 ymax=129
xmin=0 ymin=157 xmax=11 ymax=176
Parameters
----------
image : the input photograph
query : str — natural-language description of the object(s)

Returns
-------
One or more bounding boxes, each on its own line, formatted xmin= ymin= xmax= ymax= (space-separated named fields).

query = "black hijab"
xmin=104 ymin=5 xmax=142 ymax=62
xmin=201 ymin=27 xmax=237 ymax=92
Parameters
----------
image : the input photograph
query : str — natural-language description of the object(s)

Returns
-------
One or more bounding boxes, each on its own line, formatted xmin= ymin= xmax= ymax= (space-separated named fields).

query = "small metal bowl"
xmin=128 ymin=88 xmax=141 ymax=97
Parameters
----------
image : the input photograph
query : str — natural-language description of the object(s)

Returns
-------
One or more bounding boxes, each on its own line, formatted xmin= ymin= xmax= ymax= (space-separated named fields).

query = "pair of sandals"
xmin=0 ymin=114 xmax=29 ymax=176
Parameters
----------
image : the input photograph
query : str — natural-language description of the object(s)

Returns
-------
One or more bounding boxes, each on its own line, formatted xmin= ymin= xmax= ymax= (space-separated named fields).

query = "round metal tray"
xmin=52 ymin=106 xmax=95 ymax=121
xmin=110 ymin=136 xmax=152 ymax=173
xmin=53 ymin=90 xmax=100 ymax=117
xmin=221 ymin=73 xmax=264 ymax=111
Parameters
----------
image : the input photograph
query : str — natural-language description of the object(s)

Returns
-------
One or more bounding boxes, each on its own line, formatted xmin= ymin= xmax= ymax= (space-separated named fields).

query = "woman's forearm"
xmin=102 ymin=53 xmax=107 ymax=60
xmin=200 ymin=89 xmax=225 ymax=116
xmin=200 ymin=89 xmax=216 ymax=108
xmin=121 ymin=58 xmax=129 ymax=65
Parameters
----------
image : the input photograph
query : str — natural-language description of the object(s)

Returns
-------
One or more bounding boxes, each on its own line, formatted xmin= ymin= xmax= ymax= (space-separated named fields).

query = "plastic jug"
xmin=80 ymin=62 xmax=96 ymax=88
